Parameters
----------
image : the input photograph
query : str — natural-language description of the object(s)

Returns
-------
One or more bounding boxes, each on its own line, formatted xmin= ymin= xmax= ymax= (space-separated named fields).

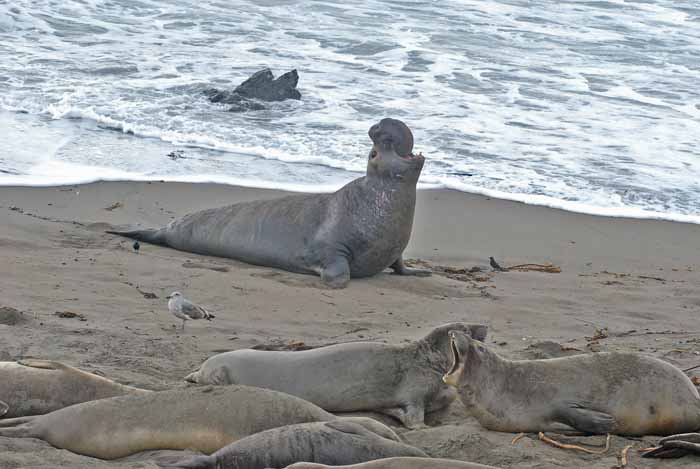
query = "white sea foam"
xmin=0 ymin=0 xmax=698 ymax=224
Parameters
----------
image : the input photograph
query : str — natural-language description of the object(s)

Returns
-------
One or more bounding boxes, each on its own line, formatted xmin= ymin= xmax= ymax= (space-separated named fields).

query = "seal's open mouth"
xmin=401 ymin=151 xmax=424 ymax=161
xmin=442 ymin=332 xmax=462 ymax=386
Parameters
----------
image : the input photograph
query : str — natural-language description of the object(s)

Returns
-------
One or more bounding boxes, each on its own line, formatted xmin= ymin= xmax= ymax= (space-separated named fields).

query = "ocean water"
xmin=1 ymin=0 xmax=699 ymax=223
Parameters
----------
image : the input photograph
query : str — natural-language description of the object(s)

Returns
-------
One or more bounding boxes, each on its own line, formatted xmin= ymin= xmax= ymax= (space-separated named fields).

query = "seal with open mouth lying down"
xmin=107 ymin=118 xmax=430 ymax=288
xmin=184 ymin=323 xmax=487 ymax=429
xmin=0 ymin=359 xmax=150 ymax=419
xmin=157 ymin=420 xmax=426 ymax=469
xmin=0 ymin=385 xmax=396 ymax=460
xmin=442 ymin=330 xmax=700 ymax=436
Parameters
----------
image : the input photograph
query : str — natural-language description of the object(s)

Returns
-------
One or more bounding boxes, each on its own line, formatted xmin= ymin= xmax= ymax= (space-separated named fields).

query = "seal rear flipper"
xmin=17 ymin=359 xmax=68 ymax=370
xmin=642 ymin=433 xmax=700 ymax=458
xmin=556 ymin=403 xmax=616 ymax=434
xmin=0 ymin=416 xmax=38 ymax=437
xmin=0 ymin=400 xmax=8 ymax=417
xmin=106 ymin=228 xmax=167 ymax=246
xmin=642 ymin=444 xmax=694 ymax=458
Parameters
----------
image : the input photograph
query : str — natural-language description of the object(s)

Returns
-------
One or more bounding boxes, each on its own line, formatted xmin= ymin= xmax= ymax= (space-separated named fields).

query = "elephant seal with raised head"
xmin=107 ymin=118 xmax=430 ymax=288
xmin=443 ymin=330 xmax=700 ymax=436
xmin=0 ymin=385 xmax=395 ymax=460
xmin=185 ymin=323 xmax=487 ymax=428
xmin=0 ymin=359 xmax=150 ymax=418
xmin=284 ymin=457 xmax=499 ymax=469
xmin=157 ymin=420 xmax=426 ymax=468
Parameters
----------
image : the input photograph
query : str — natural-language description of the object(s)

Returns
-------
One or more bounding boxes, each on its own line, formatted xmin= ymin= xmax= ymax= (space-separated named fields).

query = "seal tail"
xmin=106 ymin=228 xmax=167 ymax=246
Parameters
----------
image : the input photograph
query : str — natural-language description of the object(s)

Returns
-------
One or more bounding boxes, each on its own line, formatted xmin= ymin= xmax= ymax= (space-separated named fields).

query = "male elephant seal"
xmin=0 ymin=385 xmax=395 ymax=460
xmin=107 ymin=118 xmax=430 ymax=288
xmin=185 ymin=322 xmax=487 ymax=428
xmin=443 ymin=330 xmax=700 ymax=436
xmin=284 ymin=457 xmax=499 ymax=469
xmin=0 ymin=359 xmax=149 ymax=418
xmin=157 ymin=420 xmax=426 ymax=469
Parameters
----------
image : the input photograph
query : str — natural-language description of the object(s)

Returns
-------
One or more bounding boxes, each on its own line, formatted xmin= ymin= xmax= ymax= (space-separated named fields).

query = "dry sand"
xmin=1 ymin=181 xmax=699 ymax=468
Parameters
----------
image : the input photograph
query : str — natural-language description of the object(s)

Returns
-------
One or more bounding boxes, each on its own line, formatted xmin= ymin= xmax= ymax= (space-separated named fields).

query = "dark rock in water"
xmin=205 ymin=68 xmax=301 ymax=112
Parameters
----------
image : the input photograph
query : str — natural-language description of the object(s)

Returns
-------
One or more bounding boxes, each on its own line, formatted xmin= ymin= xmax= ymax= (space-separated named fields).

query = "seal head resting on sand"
xmin=0 ymin=385 xmax=396 ymax=460
xmin=107 ymin=118 xmax=430 ymax=288
xmin=0 ymin=359 xmax=150 ymax=419
xmin=185 ymin=322 xmax=487 ymax=428
xmin=442 ymin=330 xmax=700 ymax=436
xmin=156 ymin=420 xmax=426 ymax=469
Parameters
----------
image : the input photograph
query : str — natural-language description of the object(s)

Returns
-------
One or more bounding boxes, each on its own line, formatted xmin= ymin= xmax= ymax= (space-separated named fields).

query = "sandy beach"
xmin=1 ymin=181 xmax=699 ymax=468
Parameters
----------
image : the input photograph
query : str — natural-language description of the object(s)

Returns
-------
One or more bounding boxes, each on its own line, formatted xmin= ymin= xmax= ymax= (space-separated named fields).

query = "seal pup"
xmin=284 ymin=457 xmax=499 ymax=469
xmin=185 ymin=323 xmax=487 ymax=428
xmin=0 ymin=385 xmax=396 ymax=460
xmin=167 ymin=292 xmax=214 ymax=330
xmin=443 ymin=330 xmax=700 ymax=436
xmin=107 ymin=118 xmax=430 ymax=288
xmin=0 ymin=359 xmax=150 ymax=419
xmin=157 ymin=420 xmax=426 ymax=468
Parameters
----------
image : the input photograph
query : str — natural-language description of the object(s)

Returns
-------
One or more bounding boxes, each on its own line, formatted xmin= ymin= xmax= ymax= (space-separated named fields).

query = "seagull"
xmin=166 ymin=292 xmax=215 ymax=331
xmin=489 ymin=256 xmax=508 ymax=272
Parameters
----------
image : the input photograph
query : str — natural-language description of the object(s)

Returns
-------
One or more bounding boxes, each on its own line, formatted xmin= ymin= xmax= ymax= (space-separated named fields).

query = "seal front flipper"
xmin=390 ymin=257 xmax=431 ymax=277
xmin=321 ymin=257 xmax=350 ymax=289
xmin=106 ymin=228 xmax=167 ymax=247
xmin=556 ymin=402 xmax=616 ymax=434
xmin=383 ymin=404 xmax=426 ymax=429
xmin=0 ymin=400 xmax=8 ymax=417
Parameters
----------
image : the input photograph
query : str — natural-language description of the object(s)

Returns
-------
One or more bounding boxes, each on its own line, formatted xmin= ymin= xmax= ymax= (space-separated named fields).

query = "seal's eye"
xmin=370 ymin=149 xmax=378 ymax=159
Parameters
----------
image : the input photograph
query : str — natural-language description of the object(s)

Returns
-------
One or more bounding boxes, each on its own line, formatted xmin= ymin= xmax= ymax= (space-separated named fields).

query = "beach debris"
xmin=252 ymin=340 xmax=312 ymax=351
xmin=166 ymin=291 xmax=214 ymax=331
xmin=54 ymin=311 xmax=87 ymax=321
xmin=586 ymin=327 xmax=609 ymax=342
xmin=538 ymin=432 xmax=611 ymax=455
xmin=511 ymin=433 xmax=526 ymax=445
xmin=506 ymin=263 xmax=561 ymax=273
xmin=616 ymin=444 xmax=634 ymax=468
xmin=132 ymin=241 xmax=140 ymax=251
xmin=404 ymin=259 xmax=493 ymax=284
xmin=0 ymin=306 xmax=29 ymax=326
xmin=182 ymin=261 xmax=230 ymax=272
xmin=167 ymin=150 xmax=185 ymax=160
xmin=489 ymin=256 xmax=508 ymax=272
xmin=104 ymin=201 xmax=123 ymax=211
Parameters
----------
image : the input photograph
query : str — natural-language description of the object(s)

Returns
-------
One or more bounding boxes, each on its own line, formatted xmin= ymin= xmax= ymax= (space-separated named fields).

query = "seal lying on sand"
xmin=185 ymin=323 xmax=487 ymax=428
xmin=443 ymin=330 xmax=700 ymax=436
xmin=107 ymin=118 xmax=430 ymax=288
xmin=284 ymin=457 xmax=499 ymax=469
xmin=0 ymin=359 xmax=150 ymax=418
xmin=0 ymin=385 xmax=395 ymax=460
xmin=157 ymin=420 xmax=426 ymax=469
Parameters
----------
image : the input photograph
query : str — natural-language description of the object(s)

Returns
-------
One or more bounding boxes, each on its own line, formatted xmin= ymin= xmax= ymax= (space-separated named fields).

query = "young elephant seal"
xmin=0 ymin=385 xmax=393 ymax=460
xmin=0 ymin=359 xmax=150 ymax=418
xmin=443 ymin=330 xmax=700 ymax=436
xmin=185 ymin=323 xmax=488 ymax=428
xmin=157 ymin=420 xmax=426 ymax=469
xmin=283 ymin=457 xmax=499 ymax=469
xmin=107 ymin=118 xmax=430 ymax=288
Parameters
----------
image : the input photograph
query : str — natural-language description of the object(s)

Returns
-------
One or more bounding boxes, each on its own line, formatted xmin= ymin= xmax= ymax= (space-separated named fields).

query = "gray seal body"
xmin=107 ymin=118 xmax=430 ymax=288
xmin=443 ymin=330 xmax=700 ymax=436
xmin=0 ymin=359 xmax=149 ymax=419
xmin=284 ymin=457 xmax=500 ymax=469
xmin=0 ymin=385 xmax=394 ymax=459
xmin=185 ymin=323 xmax=487 ymax=428
xmin=158 ymin=420 xmax=426 ymax=469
